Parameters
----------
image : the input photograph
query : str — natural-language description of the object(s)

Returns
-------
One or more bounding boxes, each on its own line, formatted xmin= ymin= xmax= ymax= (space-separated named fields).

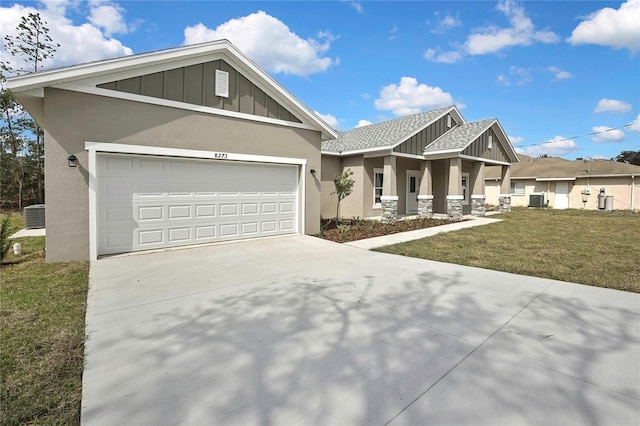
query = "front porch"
xmin=376 ymin=155 xmax=512 ymax=223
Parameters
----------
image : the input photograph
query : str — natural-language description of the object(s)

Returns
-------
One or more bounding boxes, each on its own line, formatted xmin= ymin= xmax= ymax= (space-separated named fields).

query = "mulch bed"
xmin=317 ymin=217 xmax=452 ymax=243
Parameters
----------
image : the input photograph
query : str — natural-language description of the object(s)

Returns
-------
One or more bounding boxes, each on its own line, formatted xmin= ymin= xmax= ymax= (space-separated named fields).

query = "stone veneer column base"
xmin=499 ymin=194 xmax=512 ymax=213
xmin=417 ymin=195 xmax=434 ymax=218
xmin=380 ymin=196 xmax=398 ymax=224
xmin=471 ymin=195 xmax=486 ymax=217
xmin=446 ymin=195 xmax=464 ymax=221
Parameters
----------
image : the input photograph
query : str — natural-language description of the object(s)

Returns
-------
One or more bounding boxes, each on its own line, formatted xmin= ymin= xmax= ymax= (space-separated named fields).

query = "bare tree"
xmin=2 ymin=12 xmax=60 ymax=205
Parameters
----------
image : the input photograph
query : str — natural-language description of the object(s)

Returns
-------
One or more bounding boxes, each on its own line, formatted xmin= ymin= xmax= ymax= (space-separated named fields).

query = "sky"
xmin=1 ymin=0 xmax=639 ymax=161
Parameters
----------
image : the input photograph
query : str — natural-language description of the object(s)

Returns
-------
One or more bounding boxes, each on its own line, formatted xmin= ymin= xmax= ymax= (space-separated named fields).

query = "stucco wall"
xmin=320 ymin=155 xmax=341 ymax=220
xmin=42 ymin=88 xmax=322 ymax=261
xmin=485 ymin=177 xmax=639 ymax=210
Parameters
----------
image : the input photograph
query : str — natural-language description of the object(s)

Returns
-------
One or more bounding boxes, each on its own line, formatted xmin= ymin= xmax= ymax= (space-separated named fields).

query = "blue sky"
xmin=2 ymin=0 xmax=639 ymax=160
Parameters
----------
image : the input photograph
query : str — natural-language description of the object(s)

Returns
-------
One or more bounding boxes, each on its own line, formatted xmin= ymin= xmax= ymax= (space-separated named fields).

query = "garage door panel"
xmin=97 ymin=154 xmax=298 ymax=255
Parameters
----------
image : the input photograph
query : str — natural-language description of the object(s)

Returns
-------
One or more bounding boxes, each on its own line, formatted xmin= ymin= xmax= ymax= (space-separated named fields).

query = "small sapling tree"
xmin=332 ymin=169 xmax=355 ymax=223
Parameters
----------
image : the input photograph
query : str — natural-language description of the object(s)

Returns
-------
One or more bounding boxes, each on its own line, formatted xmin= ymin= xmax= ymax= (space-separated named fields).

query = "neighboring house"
xmin=6 ymin=40 xmax=337 ymax=261
xmin=485 ymin=155 xmax=640 ymax=210
xmin=321 ymin=107 xmax=519 ymax=222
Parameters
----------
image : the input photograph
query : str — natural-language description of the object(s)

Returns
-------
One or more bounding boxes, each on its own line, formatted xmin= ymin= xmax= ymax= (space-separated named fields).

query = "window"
xmin=373 ymin=168 xmax=383 ymax=207
xmin=510 ymin=181 xmax=525 ymax=195
xmin=461 ymin=173 xmax=470 ymax=205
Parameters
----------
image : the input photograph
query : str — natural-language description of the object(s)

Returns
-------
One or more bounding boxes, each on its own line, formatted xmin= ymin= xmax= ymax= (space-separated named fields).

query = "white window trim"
xmin=510 ymin=181 xmax=526 ymax=196
xmin=373 ymin=168 xmax=384 ymax=209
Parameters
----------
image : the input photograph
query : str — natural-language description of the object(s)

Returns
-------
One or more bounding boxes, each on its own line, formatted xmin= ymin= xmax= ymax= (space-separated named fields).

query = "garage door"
xmin=97 ymin=154 xmax=298 ymax=255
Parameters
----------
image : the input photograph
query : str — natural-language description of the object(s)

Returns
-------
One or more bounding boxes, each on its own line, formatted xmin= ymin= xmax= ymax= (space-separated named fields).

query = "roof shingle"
xmin=321 ymin=106 xmax=453 ymax=153
xmin=485 ymin=155 xmax=640 ymax=179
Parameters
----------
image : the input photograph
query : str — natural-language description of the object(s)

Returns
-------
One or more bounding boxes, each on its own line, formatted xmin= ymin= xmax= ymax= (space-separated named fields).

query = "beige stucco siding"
xmin=42 ymin=88 xmax=322 ymax=261
xmin=570 ymin=177 xmax=639 ymax=210
xmin=320 ymin=155 xmax=341 ymax=220
xmin=485 ymin=176 xmax=639 ymax=210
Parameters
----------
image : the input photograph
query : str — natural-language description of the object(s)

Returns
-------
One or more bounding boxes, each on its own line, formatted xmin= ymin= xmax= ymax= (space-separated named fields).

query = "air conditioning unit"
xmin=529 ymin=194 xmax=545 ymax=208
xmin=24 ymin=204 xmax=45 ymax=229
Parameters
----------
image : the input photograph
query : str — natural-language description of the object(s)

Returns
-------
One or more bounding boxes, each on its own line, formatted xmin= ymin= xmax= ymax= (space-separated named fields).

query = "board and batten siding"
xmin=97 ymin=60 xmax=302 ymax=124
xmin=462 ymin=127 xmax=510 ymax=163
xmin=393 ymin=114 xmax=458 ymax=156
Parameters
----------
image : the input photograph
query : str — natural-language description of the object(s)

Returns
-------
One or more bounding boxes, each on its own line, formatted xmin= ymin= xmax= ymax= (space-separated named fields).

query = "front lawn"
xmin=1 ymin=214 xmax=89 ymax=426
xmin=376 ymin=208 xmax=640 ymax=293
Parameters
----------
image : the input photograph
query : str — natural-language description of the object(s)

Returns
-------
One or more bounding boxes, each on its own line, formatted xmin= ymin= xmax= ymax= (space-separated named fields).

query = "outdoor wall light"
xmin=310 ymin=168 xmax=317 ymax=177
xmin=67 ymin=154 xmax=78 ymax=167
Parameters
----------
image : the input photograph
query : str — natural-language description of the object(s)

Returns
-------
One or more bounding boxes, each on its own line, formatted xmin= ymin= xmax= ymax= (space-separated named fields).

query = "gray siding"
xmin=393 ymin=114 xmax=458 ymax=155
xmin=97 ymin=60 xmax=302 ymax=124
xmin=462 ymin=127 xmax=510 ymax=163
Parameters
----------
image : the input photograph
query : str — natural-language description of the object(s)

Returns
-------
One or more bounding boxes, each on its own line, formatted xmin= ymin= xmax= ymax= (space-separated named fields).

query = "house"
xmin=320 ymin=107 xmax=519 ymax=222
xmin=6 ymin=40 xmax=337 ymax=261
xmin=484 ymin=155 xmax=640 ymax=210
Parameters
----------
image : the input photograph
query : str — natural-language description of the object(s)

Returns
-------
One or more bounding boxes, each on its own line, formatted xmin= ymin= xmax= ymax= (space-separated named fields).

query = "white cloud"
xmin=183 ymin=11 xmax=338 ymax=76
xmin=388 ymin=24 xmax=398 ymax=41
xmin=568 ymin=0 xmax=640 ymax=53
xmin=464 ymin=0 xmax=559 ymax=55
xmin=374 ymin=77 xmax=455 ymax=116
xmin=424 ymin=48 xmax=463 ymax=63
xmin=592 ymin=126 xmax=626 ymax=143
xmin=0 ymin=2 xmax=133 ymax=72
xmin=314 ymin=111 xmax=339 ymax=128
xmin=356 ymin=120 xmax=372 ymax=128
xmin=431 ymin=13 xmax=461 ymax=34
xmin=348 ymin=1 xmax=364 ymax=14
xmin=517 ymin=136 xmax=578 ymax=156
xmin=594 ymin=98 xmax=632 ymax=113
xmin=630 ymin=114 xmax=640 ymax=132
xmin=509 ymin=135 xmax=524 ymax=145
xmin=496 ymin=66 xmax=532 ymax=86
xmin=88 ymin=3 xmax=128 ymax=36
xmin=547 ymin=66 xmax=572 ymax=80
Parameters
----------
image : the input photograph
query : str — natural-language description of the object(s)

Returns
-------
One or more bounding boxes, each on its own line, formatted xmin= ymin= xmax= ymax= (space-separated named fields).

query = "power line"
xmin=517 ymin=122 xmax=634 ymax=148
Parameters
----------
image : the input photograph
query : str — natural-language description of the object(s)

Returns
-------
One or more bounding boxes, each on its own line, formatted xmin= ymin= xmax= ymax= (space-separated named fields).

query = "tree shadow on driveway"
xmin=82 ymin=241 xmax=640 ymax=425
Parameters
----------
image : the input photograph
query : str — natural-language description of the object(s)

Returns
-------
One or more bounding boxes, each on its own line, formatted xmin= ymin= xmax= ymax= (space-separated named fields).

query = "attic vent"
xmin=215 ymin=69 xmax=229 ymax=98
xmin=447 ymin=115 xmax=452 ymax=128
xmin=488 ymin=135 xmax=493 ymax=149
xmin=24 ymin=204 xmax=45 ymax=229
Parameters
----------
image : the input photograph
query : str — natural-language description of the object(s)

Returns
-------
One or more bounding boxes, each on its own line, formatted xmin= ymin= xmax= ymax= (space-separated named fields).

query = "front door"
xmin=406 ymin=170 xmax=421 ymax=213
xmin=555 ymin=182 xmax=569 ymax=209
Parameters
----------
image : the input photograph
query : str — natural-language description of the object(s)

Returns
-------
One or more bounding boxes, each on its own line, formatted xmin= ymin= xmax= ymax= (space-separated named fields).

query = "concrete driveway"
xmin=83 ymin=235 xmax=640 ymax=425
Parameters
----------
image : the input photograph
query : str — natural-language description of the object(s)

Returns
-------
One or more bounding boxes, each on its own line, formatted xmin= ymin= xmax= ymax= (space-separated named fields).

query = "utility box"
xmin=24 ymin=204 xmax=45 ymax=229
xmin=529 ymin=194 xmax=545 ymax=208
xmin=605 ymin=196 xmax=614 ymax=211
xmin=598 ymin=188 xmax=606 ymax=210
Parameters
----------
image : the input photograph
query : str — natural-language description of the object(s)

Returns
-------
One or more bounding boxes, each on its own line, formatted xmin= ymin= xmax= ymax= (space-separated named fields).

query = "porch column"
xmin=418 ymin=160 xmax=433 ymax=218
xmin=471 ymin=161 xmax=486 ymax=217
xmin=499 ymin=165 xmax=512 ymax=213
xmin=447 ymin=158 xmax=464 ymax=221
xmin=381 ymin=155 xmax=398 ymax=223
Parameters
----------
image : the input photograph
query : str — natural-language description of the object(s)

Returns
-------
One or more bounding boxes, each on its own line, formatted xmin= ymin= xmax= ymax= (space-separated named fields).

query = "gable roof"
xmin=6 ymin=39 xmax=338 ymax=141
xmin=424 ymin=118 xmax=519 ymax=162
xmin=321 ymin=105 xmax=462 ymax=154
xmin=423 ymin=118 xmax=495 ymax=153
xmin=485 ymin=154 xmax=640 ymax=180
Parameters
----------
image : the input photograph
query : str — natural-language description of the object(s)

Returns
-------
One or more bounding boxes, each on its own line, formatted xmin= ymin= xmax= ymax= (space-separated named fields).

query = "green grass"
xmin=1 ymin=214 xmax=89 ymax=426
xmin=376 ymin=208 xmax=640 ymax=293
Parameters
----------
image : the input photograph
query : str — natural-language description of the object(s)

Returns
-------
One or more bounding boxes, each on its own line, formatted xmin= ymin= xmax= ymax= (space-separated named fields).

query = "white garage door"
xmin=97 ymin=154 xmax=298 ymax=255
